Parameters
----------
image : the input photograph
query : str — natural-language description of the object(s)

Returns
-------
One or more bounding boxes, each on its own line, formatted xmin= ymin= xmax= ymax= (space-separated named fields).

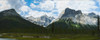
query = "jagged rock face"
xmin=88 ymin=12 xmax=97 ymax=18
xmin=26 ymin=15 xmax=55 ymax=27
xmin=88 ymin=12 xmax=96 ymax=16
xmin=0 ymin=9 xmax=20 ymax=17
xmin=58 ymin=8 xmax=98 ymax=25
xmin=60 ymin=8 xmax=82 ymax=19
xmin=73 ymin=14 xmax=97 ymax=25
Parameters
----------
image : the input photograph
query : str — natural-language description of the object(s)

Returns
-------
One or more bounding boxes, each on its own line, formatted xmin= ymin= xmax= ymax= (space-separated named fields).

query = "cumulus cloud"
xmin=28 ymin=10 xmax=46 ymax=17
xmin=20 ymin=5 xmax=56 ymax=18
xmin=8 ymin=0 xmax=23 ymax=13
xmin=22 ymin=0 xmax=26 ymax=4
xmin=54 ymin=0 xmax=69 ymax=14
xmin=67 ymin=0 xmax=98 ymax=13
xmin=30 ymin=3 xmax=37 ymax=8
xmin=0 ymin=0 xmax=99 ymax=18
xmin=54 ymin=0 xmax=98 ymax=14
xmin=20 ymin=5 xmax=48 ymax=18
xmin=30 ymin=0 xmax=55 ymax=11
xmin=21 ymin=0 xmax=100 ymax=18
xmin=0 ymin=0 xmax=11 ymax=11
xmin=29 ymin=0 xmax=56 ymax=18
xmin=0 ymin=0 xmax=25 ymax=14
xmin=20 ymin=6 xmax=30 ymax=12
xmin=31 ymin=0 xmax=99 ymax=18
xmin=40 ymin=1 xmax=54 ymax=11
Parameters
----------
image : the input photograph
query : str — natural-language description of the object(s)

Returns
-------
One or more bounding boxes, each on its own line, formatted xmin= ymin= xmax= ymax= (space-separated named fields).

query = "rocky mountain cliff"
xmin=59 ymin=8 xmax=82 ymax=19
xmin=58 ymin=8 xmax=97 ymax=25
xmin=47 ymin=8 xmax=98 ymax=34
xmin=26 ymin=15 xmax=55 ymax=27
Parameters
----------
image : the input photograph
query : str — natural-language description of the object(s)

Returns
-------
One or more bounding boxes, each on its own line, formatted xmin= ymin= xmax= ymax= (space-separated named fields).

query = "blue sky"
xmin=0 ymin=0 xmax=100 ymax=18
xmin=21 ymin=0 xmax=100 ymax=18
xmin=25 ymin=0 xmax=42 ymax=6
xmin=20 ymin=0 xmax=59 ymax=18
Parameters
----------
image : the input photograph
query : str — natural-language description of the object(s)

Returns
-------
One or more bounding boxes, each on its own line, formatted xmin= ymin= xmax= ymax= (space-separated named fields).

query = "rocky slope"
xmin=26 ymin=15 xmax=55 ymax=27
xmin=0 ymin=9 xmax=46 ymax=33
xmin=47 ymin=8 xmax=98 ymax=34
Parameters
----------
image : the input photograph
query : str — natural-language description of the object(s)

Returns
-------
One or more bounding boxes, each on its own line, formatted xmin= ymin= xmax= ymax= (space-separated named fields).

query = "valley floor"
xmin=0 ymin=33 xmax=100 ymax=40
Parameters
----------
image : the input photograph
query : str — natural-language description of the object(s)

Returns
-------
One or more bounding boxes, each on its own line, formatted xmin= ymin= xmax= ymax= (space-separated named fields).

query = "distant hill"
xmin=0 ymin=9 xmax=46 ymax=33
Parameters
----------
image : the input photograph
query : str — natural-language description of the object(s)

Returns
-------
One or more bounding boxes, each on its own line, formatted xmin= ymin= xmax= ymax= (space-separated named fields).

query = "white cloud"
xmin=20 ymin=5 xmax=48 ymax=18
xmin=39 ymin=0 xmax=99 ymax=18
xmin=20 ymin=6 xmax=30 ymax=12
xmin=0 ymin=0 xmax=99 ymax=18
xmin=39 ymin=1 xmax=55 ymax=11
xmin=55 ymin=0 xmax=69 ymax=14
xmin=8 ymin=0 xmax=23 ymax=13
xmin=97 ymin=0 xmax=100 ymax=15
xmin=20 ymin=5 xmax=56 ymax=18
xmin=29 ymin=0 xmax=56 ymax=18
xmin=28 ymin=10 xmax=46 ymax=17
xmin=30 ymin=3 xmax=37 ymax=8
xmin=22 ymin=0 xmax=26 ymax=4
xmin=0 ymin=0 xmax=11 ymax=11
xmin=30 ymin=0 xmax=55 ymax=11
xmin=0 ymin=0 xmax=23 ymax=14
xmin=23 ymin=8 xmax=56 ymax=18
xmin=66 ymin=0 xmax=98 ymax=13
xmin=53 ymin=0 xmax=98 ymax=14
xmin=28 ymin=11 xmax=57 ymax=18
xmin=34 ymin=0 xmax=40 ymax=3
xmin=28 ymin=0 xmax=100 ymax=18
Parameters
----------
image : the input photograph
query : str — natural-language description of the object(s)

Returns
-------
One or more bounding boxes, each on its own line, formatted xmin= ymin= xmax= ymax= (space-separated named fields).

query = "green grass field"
xmin=0 ymin=33 xmax=100 ymax=40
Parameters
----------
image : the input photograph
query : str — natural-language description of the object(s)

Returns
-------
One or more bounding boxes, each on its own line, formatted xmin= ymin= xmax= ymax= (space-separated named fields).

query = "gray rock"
xmin=26 ymin=15 xmax=55 ymax=27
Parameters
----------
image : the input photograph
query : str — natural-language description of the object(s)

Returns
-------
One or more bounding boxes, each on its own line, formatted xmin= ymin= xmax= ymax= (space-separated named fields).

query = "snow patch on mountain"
xmin=26 ymin=15 xmax=55 ymax=27
xmin=57 ymin=8 xmax=98 ymax=25
xmin=73 ymin=14 xmax=97 ymax=25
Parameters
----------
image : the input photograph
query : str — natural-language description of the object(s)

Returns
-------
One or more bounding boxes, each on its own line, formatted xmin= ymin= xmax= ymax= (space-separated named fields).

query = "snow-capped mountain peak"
xmin=60 ymin=8 xmax=82 ymax=19
xmin=57 ymin=8 xmax=98 ymax=25
xmin=26 ymin=15 xmax=55 ymax=27
xmin=73 ymin=14 xmax=97 ymax=25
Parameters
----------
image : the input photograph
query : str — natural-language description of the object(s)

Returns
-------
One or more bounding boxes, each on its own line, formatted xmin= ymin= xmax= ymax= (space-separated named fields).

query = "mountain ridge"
xmin=26 ymin=14 xmax=55 ymax=27
xmin=46 ymin=8 xmax=98 ymax=34
xmin=0 ymin=9 xmax=20 ymax=17
xmin=0 ymin=9 xmax=46 ymax=33
xmin=59 ymin=8 xmax=82 ymax=19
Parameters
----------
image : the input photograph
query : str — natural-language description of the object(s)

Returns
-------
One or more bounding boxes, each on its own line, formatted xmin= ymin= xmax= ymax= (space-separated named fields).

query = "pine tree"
xmin=97 ymin=15 xmax=100 ymax=33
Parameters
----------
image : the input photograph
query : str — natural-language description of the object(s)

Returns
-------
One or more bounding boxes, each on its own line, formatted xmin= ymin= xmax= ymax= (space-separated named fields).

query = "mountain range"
xmin=24 ymin=8 xmax=98 ymax=27
xmin=59 ymin=8 xmax=82 ymax=19
xmin=47 ymin=8 xmax=99 ymax=34
xmin=0 ymin=8 xmax=99 ymax=34
xmin=56 ymin=8 xmax=98 ymax=25
xmin=26 ymin=14 xmax=55 ymax=27
xmin=0 ymin=9 xmax=46 ymax=33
